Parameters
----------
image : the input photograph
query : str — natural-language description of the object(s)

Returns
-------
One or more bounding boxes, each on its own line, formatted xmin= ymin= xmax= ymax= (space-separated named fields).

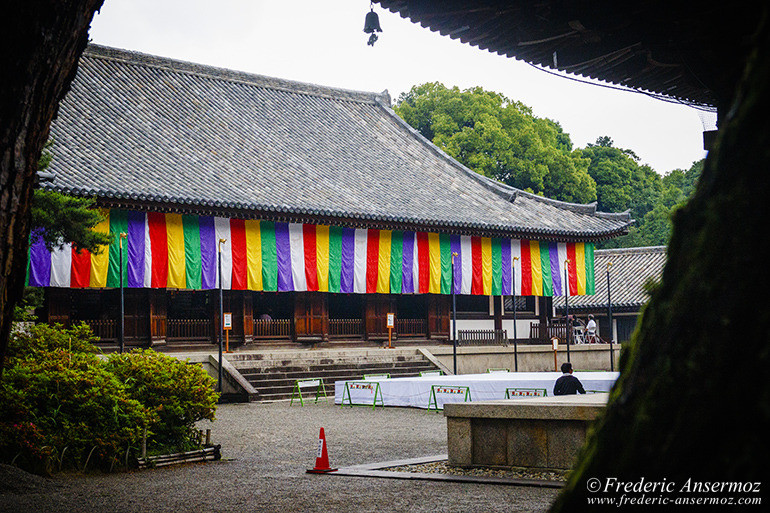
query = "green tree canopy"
xmin=31 ymin=141 xmax=110 ymax=253
xmin=395 ymin=85 xmax=704 ymax=250
xmin=581 ymin=137 xmax=703 ymax=248
xmin=394 ymin=82 xmax=597 ymax=204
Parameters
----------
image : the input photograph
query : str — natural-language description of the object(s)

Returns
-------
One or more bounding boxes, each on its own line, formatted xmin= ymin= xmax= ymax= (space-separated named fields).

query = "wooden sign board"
xmin=223 ymin=312 xmax=233 ymax=330
xmin=386 ymin=313 xmax=395 ymax=329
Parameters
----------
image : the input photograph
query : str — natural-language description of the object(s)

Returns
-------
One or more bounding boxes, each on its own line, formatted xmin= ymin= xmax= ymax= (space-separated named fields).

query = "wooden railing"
xmin=253 ymin=318 xmax=292 ymax=339
xmin=81 ymin=319 xmax=117 ymax=341
xmin=529 ymin=321 xmax=570 ymax=343
xmin=457 ymin=329 xmax=507 ymax=346
xmin=396 ymin=318 xmax=427 ymax=336
xmin=167 ymin=319 xmax=213 ymax=341
xmin=329 ymin=318 xmax=364 ymax=337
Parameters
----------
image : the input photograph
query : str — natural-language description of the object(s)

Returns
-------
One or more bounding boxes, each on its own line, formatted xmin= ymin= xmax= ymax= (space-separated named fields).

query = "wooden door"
xmin=365 ymin=295 xmax=396 ymax=340
xmin=46 ymin=288 xmax=71 ymax=326
xmin=427 ymin=294 xmax=450 ymax=340
xmin=294 ymin=292 xmax=328 ymax=342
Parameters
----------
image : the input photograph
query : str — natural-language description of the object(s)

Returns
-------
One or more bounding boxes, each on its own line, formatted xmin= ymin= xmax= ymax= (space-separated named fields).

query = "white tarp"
xmin=334 ymin=371 xmax=619 ymax=409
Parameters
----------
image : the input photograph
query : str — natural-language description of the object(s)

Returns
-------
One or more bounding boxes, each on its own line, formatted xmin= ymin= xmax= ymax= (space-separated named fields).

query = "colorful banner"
xmin=27 ymin=209 xmax=595 ymax=296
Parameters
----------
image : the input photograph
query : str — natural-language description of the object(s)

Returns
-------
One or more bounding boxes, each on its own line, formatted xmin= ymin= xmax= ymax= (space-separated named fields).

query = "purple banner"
xmin=501 ymin=239 xmax=511 ymax=295
xmin=199 ymin=216 xmax=217 ymax=289
xmin=340 ymin=228 xmax=355 ymax=293
xmin=550 ymin=243 xmax=562 ymax=296
xmin=401 ymin=231 xmax=415 ymax=294
xmin=28 ymin=229 xmax=51 ymax=287
xmin=126 ymin=211 xmax=146 ymax=287
xmin=275 ymin=223 xmax=294 ymax=292
xmin=450 ymin=234 xmax=461 ymax=294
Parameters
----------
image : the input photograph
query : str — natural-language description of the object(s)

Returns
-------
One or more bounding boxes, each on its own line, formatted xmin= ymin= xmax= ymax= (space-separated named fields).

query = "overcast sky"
xmin=88 ymin=0 xmax=711 ymax=174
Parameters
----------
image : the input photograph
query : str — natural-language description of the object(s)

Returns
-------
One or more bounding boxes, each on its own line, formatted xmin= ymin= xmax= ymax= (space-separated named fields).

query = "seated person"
xmin=553 ymin=362 xmax=586 ymax=396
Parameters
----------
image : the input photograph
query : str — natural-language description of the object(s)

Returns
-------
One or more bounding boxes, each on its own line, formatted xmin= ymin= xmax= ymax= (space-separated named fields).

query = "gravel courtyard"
xmin=0 ymin=401 xmax=559 ymax=513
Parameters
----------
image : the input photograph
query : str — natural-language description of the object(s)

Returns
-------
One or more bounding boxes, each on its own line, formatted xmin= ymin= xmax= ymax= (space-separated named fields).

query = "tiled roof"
xmin=555 ymin=246 xmax=667 ymax=311
xmin=46 ymin=45 xmax=632 ymax=241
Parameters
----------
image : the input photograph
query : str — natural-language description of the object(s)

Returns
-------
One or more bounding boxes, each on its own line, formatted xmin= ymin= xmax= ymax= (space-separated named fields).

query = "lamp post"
xmin=451 ymin=252 xmax=458 ymax=375
xmin=217 ymin=238 xmax=227 ymax=393
xmin=607 ymin=262 xmax=614 ymax=371
xmin=119 ymin=232 xmax=127 ymax=354
xmin=564 ymin=259 xmax=571 ymax=364
xmin=512 ymin=256 xmax=519 ymax=371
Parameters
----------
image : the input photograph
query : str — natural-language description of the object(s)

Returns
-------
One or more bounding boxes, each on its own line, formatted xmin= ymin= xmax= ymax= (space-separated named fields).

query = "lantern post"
xmin=607 ymin=262 xmax=614 ymax=371
xmin=217 ymin=238 xmax=227 ymax=393
xmin=564 ymin=259 xmax=571 ymax=364
xmin=118 ymin=232 xmax=127 ymax=354
xmin=512 ymin=256 xmax=519 ymax=372
xmin=451 ymin=252 xmax=458 ymax=375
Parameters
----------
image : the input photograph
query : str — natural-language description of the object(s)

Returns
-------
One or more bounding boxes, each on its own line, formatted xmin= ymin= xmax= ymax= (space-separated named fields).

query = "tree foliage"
xmin=394 ymin=85 xmax=703 ymax=249
xmin=583 ymin=137 xmax=703 ymax=248
xmin=31 ymin=141 xmax=111 ymax=253
xmin=395 ymin=82 xmax=597 ymax=203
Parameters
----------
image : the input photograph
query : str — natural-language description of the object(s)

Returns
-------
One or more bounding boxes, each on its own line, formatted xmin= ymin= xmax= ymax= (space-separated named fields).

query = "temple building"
xmin=27 ymin=45 xmax=632 ymax=351
xmin=554 ymin=246 xmax=666 ymax=343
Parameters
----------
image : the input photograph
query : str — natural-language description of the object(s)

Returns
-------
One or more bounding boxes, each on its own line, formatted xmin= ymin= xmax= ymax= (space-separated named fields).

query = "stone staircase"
xmin=228 ymin=348 xmax=440 ymax=402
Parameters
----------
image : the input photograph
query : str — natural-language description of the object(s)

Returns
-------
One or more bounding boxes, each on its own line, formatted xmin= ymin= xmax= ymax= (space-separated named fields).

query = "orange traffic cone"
xmin=307 ymin=427 xmax=337 ymax=474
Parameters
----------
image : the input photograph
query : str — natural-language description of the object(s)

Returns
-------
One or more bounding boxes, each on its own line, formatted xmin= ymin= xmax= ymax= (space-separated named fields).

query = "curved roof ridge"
xmin=375 ymin=97 xmax=632 ymax=223
xmin=596 ymin=246 xmax=667 ymax=255
xmin=83 ymin=44 xmax=390 ymax=105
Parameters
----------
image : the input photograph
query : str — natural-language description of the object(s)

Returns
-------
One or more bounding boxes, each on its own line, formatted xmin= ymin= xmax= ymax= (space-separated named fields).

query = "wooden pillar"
xmin=228 ymin=291 xmax=245 ymax=346
xmin=125 ymin=289 xmax=150 ymax=346
xmin=148 ymin=289 xmax=167 ymax=346
xmin=538 ymin=296 xmax=552 ymax=341
xmin=493 ymin=295 xmax=503 ymax=331
xmin=242 ymin=292 xmax=254 ymax=345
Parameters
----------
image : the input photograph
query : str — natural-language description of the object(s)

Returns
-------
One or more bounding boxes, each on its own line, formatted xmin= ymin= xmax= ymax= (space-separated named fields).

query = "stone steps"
xmin=232 ymin=349 xmax=439 ymax=402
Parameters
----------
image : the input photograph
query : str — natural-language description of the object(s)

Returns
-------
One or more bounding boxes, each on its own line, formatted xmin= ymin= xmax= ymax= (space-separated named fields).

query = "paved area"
xmin=0 ymin=401 xmax=559 ymax=513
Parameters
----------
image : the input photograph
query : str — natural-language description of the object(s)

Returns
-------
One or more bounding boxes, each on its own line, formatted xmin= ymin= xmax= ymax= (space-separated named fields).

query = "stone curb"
xmin=325 ymin=455 xmax=565 ymax=488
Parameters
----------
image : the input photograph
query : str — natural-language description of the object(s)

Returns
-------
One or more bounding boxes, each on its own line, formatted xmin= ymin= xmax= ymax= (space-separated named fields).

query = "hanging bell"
xmin=363 ymin=9 xmax=382 ymax=34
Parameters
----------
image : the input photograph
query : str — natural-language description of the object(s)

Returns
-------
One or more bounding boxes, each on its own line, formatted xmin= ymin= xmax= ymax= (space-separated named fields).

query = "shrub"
xmin=1 ymin=323 xmax=218 ymax=473
xmin=0 ymin=340 xmax=149 ymax=474
xmin=104 ymin=350 xmax=219 ymax=452
xmin=8 ymin=321 xmax=101 ymax=359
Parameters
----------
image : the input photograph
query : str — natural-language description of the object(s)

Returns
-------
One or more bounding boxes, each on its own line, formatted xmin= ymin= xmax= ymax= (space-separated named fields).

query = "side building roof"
xmin=46 ymin=45 xmax=632 ymax=242
xmin=554 ymin=246 xmax=667 ymax=312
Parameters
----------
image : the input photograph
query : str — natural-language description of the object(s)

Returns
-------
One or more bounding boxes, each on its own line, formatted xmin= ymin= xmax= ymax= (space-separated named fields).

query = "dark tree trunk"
xmin=552 ymin=13 xmax=770 ymax=510
xmin=0 ymin=0 xmax=104 ymax=375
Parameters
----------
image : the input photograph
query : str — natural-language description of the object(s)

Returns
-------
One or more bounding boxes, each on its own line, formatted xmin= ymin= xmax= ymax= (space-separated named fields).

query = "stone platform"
xmin=444 ymin=393 xmax=609 ymax=470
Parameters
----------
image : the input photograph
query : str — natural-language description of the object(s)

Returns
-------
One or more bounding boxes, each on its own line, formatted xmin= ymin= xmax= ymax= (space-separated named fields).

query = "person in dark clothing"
xmin=553 ymin=362 xmax=586 ymax=396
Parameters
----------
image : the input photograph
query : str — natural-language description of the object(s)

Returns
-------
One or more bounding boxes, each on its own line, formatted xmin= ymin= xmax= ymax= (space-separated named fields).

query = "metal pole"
xmin=119 ymin=233 xmax=127 ymax=354
xmin=451 ymin=252 xmax=458 ymax=375
xmin=512 ymin=256 xmax=519 ymax=372
xmin=217 ymin=238 xmax=226 ymax=393
xmin=564 ymin=260 xmax=571 ymax=364
xmin=607 ymin=262 xmax=614 ymax=371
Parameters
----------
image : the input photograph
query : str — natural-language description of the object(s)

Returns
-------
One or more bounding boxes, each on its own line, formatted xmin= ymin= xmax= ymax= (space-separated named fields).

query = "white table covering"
xmin=334 ymin=371 xmax=619 ymax=409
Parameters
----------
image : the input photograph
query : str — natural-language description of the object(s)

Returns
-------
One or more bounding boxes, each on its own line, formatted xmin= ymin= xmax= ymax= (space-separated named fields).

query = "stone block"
xmin=446 ymin=417 xmax=472 ymax=466
xmin=547 ymin=421 xmax=587 ymax=469
xmin=507 ymin=419 xmax=548 ymax=467
xmin=472 ymin=419 xmax=508 ymax=466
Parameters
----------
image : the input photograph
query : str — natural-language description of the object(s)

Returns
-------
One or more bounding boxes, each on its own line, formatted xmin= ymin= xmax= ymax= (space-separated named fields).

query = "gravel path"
xmin=1 ymin=401 xmax=559 ymax=513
